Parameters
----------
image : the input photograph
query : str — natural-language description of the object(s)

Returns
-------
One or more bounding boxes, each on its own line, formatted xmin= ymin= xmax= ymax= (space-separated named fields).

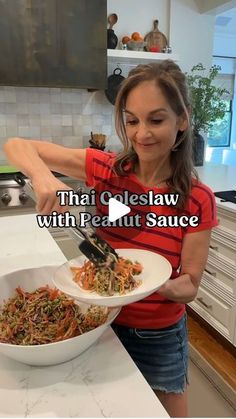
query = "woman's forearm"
xmin=4 ymin=137 xmax=87 ymax=181
xmin=4 ymin=138 xmax=53 ymax=181
xmin=158 ymin=273 xmax=199 ymax=303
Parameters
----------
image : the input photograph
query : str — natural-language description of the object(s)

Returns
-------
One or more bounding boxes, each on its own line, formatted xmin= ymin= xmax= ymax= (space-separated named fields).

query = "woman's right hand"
xmin=31 ymin=175 xmax=72 ymax=215
xmin=4 ymin=138 xmax=87 ymax=214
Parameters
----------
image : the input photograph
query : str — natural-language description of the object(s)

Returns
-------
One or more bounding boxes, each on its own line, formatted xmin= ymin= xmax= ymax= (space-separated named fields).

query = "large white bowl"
xmin=0 ymin=265 xmax=120 ymax=366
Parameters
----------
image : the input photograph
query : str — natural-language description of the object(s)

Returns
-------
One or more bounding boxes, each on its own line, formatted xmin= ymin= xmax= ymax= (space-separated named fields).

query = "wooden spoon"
xmin=108 ymin=13 xmax=118 ymax=29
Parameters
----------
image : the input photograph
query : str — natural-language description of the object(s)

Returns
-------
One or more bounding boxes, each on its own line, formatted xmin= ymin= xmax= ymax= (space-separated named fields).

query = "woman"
xmin=4 ymin=60 xmax=218 ymax=417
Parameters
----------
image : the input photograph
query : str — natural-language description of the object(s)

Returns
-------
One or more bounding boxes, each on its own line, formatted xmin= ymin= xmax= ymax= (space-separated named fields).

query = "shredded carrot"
xmin=72 ymin=257 xmax=143 ymax=296
xmin=0 ymin=285 xmax=109 ymax=345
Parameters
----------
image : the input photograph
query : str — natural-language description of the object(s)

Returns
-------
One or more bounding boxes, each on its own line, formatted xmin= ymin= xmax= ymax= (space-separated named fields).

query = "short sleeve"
xmin=185 ymin=183 xmax=219 ymax=233
xmin=85 ymin=148 xmax=116 ymax=187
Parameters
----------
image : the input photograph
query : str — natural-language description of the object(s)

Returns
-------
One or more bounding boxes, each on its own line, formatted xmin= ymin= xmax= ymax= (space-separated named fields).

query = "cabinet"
xmin=188 ymin=203 xmax=236 ymax=346
xmin=0 ymin=1 xmax=107 ymax=89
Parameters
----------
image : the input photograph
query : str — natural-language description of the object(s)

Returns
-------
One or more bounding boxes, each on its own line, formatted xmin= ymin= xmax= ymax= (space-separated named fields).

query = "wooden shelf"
xmin=107 ymin=49 xmax=179 ymax=65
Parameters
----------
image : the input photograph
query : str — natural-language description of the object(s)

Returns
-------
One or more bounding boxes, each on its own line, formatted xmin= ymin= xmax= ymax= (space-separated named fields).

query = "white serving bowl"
xmin=0 ymin=265 xmax=120 ymax=366
xmin=53 ymin=249 xmax=172 ymax=307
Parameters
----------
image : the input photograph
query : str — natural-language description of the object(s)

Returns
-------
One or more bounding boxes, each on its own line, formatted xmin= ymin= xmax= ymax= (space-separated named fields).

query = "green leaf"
xmin=186 ymin=63 xmax=230 ymax=136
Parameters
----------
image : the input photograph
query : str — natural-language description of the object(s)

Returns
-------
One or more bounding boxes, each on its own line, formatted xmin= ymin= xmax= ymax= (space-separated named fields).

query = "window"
xmin=207 ymin=99 xmax=232 ymax=147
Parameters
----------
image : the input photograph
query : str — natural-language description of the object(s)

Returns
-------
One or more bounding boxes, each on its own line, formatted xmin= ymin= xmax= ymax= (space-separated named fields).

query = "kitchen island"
xmin=0 ymin=214 xmax=168 ymax=418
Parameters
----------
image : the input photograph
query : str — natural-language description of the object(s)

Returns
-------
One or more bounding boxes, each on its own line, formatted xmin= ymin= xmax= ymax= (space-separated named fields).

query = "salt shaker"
xmin=162 ymin=45 xmax=172 ymax=53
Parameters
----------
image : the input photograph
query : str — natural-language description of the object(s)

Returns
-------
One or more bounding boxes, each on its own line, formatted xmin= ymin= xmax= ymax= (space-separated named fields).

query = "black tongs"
xmin=14 ymin=174 xmax=118 ymax=267
xmin=68 ymin=224 xmax=118 ymax=267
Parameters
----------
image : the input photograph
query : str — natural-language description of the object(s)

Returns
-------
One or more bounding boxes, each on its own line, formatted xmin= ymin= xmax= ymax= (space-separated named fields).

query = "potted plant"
xmin=186 ymin=63 xmax=229 ymax=166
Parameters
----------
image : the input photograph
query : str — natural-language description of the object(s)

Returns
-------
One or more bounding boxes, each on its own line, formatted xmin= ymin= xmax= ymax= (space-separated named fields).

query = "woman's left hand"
xmin=157 ymin=281 xmax=170 ymax=298
xmin=156 ymin=230 xmax=212 ymax=304
xmin=157 ymin=275 xmax=196 ymax=303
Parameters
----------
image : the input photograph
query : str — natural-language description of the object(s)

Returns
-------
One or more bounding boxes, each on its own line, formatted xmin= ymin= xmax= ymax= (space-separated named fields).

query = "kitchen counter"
xmin=0 ymin=214 xmax=168 ymax=418
xmin=196 ymin=163 xmax=236 ymax=213
xmin=196 ymin=163 xmax=236 ymax=191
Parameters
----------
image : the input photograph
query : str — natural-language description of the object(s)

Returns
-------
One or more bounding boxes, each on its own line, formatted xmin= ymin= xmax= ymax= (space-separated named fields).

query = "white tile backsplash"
xmin=6 ymin=126 xmax=18 ymax=137
xmin=17 ymin=102 xmax=28 ymax=114
xmin=0 ymin=126 xmax=7 ymax=137
xmin=18 ymin=126 xmax=30 ymax=137
xmin=4 ymin=89 xmax=16 ymax=103
xmin=62 ymin=115 xmax=72 ymax=126
xmin=0 ymin=92 xmax=5 ymax=103
xmin=40 ymin=103 xmax=50 ymax=114
xmin=6 ymin=115 xmax=16 ymax=126
xmin=50 ymin=103 xmax=62 ymax=113
xmin=0 ymin=86 xmax=120 ymax=164
xmin=0 ymin=115 xmax=6 ymax=126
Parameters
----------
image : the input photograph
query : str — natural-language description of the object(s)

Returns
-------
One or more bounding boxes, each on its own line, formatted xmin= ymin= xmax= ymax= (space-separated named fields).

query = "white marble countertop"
xmin=196 ymin=163 xmax=236 ymax=213
xmin=0 ymin=214 xmax=168 ymax=418
xmin=196 ymin=163 xmax=236 ymax=192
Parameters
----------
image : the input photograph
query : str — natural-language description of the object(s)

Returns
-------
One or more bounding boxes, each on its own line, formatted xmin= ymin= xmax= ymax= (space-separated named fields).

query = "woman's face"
xmin=124 ymin=80 xmax=187 ymax=163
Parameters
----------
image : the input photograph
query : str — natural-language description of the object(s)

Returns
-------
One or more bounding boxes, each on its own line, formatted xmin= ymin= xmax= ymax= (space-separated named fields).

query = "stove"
xmin=0 ymin=178 xmax=35 ymax=209
xmin=0 ymin=172 xmax=84 ymax=212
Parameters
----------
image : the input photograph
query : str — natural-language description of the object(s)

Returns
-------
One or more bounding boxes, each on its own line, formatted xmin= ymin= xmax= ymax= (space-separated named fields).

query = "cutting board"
xmin=144 ymin=20 xmax=168 ymax=52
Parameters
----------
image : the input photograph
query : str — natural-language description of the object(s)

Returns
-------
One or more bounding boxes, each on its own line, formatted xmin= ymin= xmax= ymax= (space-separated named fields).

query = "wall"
xmin=0 ymin=0 xmax=216 ymax=165
xmin=195 ymin=0 xmax=236 ymax=14
xmin=169 ymin=0 xmax=215 ymax=72
xmin=205 ymin=8 xmax=236 ymax=164
xmin=108 ymin=0 xmax=215 ymax=72
xmin=0 ymin=87 xmax=119 ymax=164
xmin=212 ymin=5 xmax=236 ymax=55
xmin=107 ymin=0 xmax=169 ymax=43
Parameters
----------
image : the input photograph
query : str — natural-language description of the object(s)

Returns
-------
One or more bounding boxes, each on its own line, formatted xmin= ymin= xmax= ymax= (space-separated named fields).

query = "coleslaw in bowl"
xmin=0 ymin=265 xmax=120 ymax=366
xmin=53 ymin=249 xmax=172 ymax=307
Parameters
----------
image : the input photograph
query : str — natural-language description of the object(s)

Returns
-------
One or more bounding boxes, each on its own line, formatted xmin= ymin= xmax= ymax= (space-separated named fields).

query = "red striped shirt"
xmin=85 ymin=148 xmax=218 ymax=328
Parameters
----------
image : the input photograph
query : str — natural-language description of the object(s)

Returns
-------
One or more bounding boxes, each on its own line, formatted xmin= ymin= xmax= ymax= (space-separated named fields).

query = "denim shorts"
xmin=112 ymin=314 xmax=189 ymax=394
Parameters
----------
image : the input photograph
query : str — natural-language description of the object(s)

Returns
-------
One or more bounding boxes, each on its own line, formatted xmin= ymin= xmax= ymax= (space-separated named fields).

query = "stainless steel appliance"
xmin=0 ymin=172 xmax=85 ymax=260
xmin=0 ymin=173 xmax=83 ymax=214
xmin=0 ymin=178 xmax=35 ymax=210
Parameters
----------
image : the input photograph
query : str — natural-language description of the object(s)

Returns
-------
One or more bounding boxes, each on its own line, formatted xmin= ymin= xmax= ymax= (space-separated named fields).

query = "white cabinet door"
xmin=189 ymin=282 xmax=236 ymax=343
xmin=189 ymin=203 xmax=236 ymax=346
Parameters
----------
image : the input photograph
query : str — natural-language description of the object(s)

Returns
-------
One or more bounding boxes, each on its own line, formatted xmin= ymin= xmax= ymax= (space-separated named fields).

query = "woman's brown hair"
xmin=113 ymin=60 xmax=198 ymax=211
